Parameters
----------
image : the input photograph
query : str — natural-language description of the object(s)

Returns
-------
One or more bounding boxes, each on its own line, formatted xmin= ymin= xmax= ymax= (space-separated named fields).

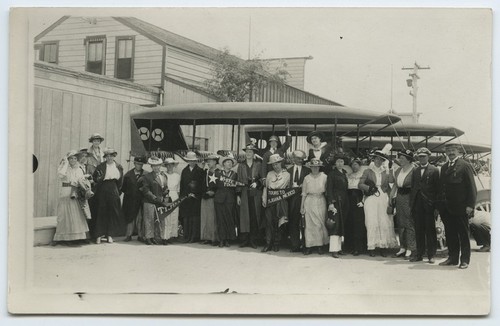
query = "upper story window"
xmin=39 ymin=41 xmax=59 ymax=64
xmin=85 ymin=35 xmax=106 ymax=75
xmin=115 ymin=36 xmax=135 ymax=80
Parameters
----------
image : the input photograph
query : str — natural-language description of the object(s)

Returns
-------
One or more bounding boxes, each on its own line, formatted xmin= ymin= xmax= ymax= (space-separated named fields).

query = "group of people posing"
xmin=52 ymin=129 xmax=481 ymax=269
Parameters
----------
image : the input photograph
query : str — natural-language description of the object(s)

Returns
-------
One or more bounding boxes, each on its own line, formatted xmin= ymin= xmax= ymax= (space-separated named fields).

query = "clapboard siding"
xmin=166 ymin=46 xmax=213 ymax=85
xmin=34 ymin=63 xmax=158 ymax=217
xmin=35 ymin=16 xmax=163 ymax=86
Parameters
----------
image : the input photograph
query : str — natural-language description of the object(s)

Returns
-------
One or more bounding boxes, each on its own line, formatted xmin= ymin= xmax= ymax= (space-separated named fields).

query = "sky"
xmin=27 ymin=7 xmax=492 ymax=146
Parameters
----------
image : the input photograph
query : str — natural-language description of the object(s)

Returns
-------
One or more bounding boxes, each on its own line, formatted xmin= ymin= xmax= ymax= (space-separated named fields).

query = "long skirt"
xmin=395 ymin=192 xmax=416 ymax=251
xmin=94 ymin=180 xmax=124 ymax=237
xmin=163 ymin=191 xmax=179 ymax=240
xmin=364 ymin=191 xmax=398 ymax=250
xmin=53 ymin=187 xmax=89 ymax=241
xmin=303 ymin=194 xmax=329 ymax=247
xmin=215 ymin=201 xmax=236 ymax=241
xmin=200 ymin=197 xmax=218 ymax=241
xmin=348 ymin=189 xmax=367 ymax=252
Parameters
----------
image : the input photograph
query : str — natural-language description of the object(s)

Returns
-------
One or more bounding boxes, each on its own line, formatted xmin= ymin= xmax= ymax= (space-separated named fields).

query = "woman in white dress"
xmin=52 ymin=150 xmax=90 ymax=246
xmin=163 ymin=157 xmax=181 ymax=242
xmin=300 ymin=158 xmax=329 ymax=255
xmin=358 ymin=146 xmax=398 ymax=257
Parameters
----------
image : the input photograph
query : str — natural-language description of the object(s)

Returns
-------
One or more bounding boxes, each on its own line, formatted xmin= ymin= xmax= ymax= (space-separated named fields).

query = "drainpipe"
xmin=160 ymin=45 xmax=166 ymax=105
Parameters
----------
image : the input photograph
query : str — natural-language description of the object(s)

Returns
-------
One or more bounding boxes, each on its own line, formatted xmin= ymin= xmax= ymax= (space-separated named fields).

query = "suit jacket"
xmin=138 ymin=171 xmax=169 ymax=206
xmin=326 ymin=168 xmax=349 ymax=205
xmin=437 ymin=158 xmax=477 ymax=215
xmin=179 ymin=164 xmax=205 ymax=218
xmin=308 ymin=143 xmax=334 ymax=174
xmin=410 ymin=163 xmax=440 ymax=209
xmin=261 ymin=135 xmax=292 ymax=178
xmin=358 ymin=167 xmax=391 ymax=195
xmin=237 ymin=160 xmax=263 ymax=196
xmin=121 ymin=168 xmax=145 ymax=222
xmin=92 ymin=161 xmax=124 ymax=192
xmin=287 ymin=164 xmax=311 ymax=188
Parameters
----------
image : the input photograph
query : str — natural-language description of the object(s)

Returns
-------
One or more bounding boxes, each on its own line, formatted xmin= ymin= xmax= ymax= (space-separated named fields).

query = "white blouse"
xmin=104 ymin=162 xmax=120 ymax=180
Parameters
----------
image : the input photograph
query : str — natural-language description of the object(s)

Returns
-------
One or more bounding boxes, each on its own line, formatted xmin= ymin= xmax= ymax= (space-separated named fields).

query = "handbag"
xmin=386 ymin=205 xmax=394 ymax=215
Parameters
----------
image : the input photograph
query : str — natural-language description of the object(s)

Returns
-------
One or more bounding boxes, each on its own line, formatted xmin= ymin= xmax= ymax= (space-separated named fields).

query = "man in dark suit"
xmin=121 ymin=156 xmax=147 ymax=242
xmin=287 ymin=150 xmax=311 ymax=252
xmin=179 ymin=151 xmax=205 ymax=243
xmin=410 ymin=147 xmax=440 ymax=263
xmin=261 ymin=125 xmax=292 ymax=180
xmin=437 ymin=142 xmax=477 ymax=269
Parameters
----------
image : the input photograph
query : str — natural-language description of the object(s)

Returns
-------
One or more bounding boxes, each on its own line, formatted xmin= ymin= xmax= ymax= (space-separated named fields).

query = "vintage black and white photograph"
xmin=8 ymin=5 xmax=493 ymax=316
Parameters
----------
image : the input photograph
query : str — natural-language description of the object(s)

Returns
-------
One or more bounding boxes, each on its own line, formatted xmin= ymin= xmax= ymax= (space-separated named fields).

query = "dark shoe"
xmin=145 ymin=239 xmax=153 ymax=246
xmin=331 ymin=252 xmax=340 ymax=258
xmin=224 ymin=241 xmax=230 ymax=247
xmin=202 ymin=240 xmax=211 ymax=245
xmin=439 ymin=258 xmax=459 ymax=266
xmin=317 ymin=247 xmax=325 ymax=255
xmin=162 ymin=239 xmax=169 ymax=245
xmin=428 ymin=257 xmax=435 ymax=264
xmin=137 ymin=237 xmax=144 ymax=243
xmin=273 ymin=245 xmax=279 ymax=252
xmin=338 ymin=250 xmax=345 ymax=255
xmin=409 ymin=255 xmax=423 ymax=262
xmin=380 ymin=249 xmax=387 ymax=257
xmin=218 ymin=242 xmax=224 ymax=248
xmin=239 ymin=241 xmax=248 ymax=248
xmin=478 ymin=245 xmax=490 ymax=252
xmin=303 ymin=248 xmax=312 ymax=255
xmin=261 ymin=245 xmax=271 ymax=252
xmin=150 ymin=238 xmax=159 ymax=245
xmin=352 ymin=251 xmax=360 ymax=256
xmin=459 ymin=262 xmax=469 ymax=269
xmin=124 ymin=236 xmax=132 ymax=242
xmin=290 ymin=247 xmax=301 ymax=253
xmin=212 ymin=241 xmax=219 ymax=247
xmin=369 ymin=250 xmax=376 ymax=257
xmin=249 ymin=241 xmax=258 ymax=249
xmin=392 ymin=251 xmax=406 ymax=258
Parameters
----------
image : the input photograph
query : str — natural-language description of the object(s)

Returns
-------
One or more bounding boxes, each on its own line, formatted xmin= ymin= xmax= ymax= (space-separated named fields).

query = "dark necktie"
xmin=294 ymin=167 xmax=299 ymax=184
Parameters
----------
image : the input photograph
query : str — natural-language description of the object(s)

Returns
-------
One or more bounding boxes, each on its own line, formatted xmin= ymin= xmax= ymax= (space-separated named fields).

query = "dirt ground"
xmin=32 ymin=238 xmax=490 ymax=315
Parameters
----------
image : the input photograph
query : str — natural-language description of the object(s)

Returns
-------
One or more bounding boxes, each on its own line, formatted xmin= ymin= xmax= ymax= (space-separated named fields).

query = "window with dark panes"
xmin=40 ymin=42 xmax=58 ymax=63
xmin=115 ymin=37 xmax=134 ymax=80
xmin=85 ymin=36 xmax=106 ymax=75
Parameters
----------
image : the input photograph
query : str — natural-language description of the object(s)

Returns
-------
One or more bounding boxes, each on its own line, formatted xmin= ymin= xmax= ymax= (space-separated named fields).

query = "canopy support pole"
xmin=356 ymin=124 xmax=360 ymax=156
xmin=333 ymin=117 xmax=338 ymax=152
xmin=295 ymin=131 xmax=298 ymax=150
xmin=192 ymin=120 xmax=196 ymax=150
xmin=231 ymin=124 xmax=235 ymax=151
xmin=237 ymin=119 xmax=241 ymax=155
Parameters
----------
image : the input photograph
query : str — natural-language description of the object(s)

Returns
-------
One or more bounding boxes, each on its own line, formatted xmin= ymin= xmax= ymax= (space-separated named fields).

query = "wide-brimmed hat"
xmin=306 ymin=131 xmax=325 ymax=144
xmin=164 ymin=157 xmax=179 ymax=165
xmin=268 ymin=135 xmax=280 ymax=143
xmin=306 ymin=158 xmax=324 ymax=167
xmin=204 ymin=154 xmax=220 ymax=163
xmin=221 ymin=154 xmax=237 ymax=166
xmin=333 ymin=153 xmax=349 ymax=165
xmin=267 ymin=153 xmax=284 ymax=165
xmin=103 ymin=148 xmax=117 ymax=157
xmin=398 ymin=149 xmax=415 ymax=161
xmin=88 ymin=133 xmax=104 ymax=143
xmin=292 ymin=150 xmax=307 ymax=160
xmin=370 ymin=144 xmax=392 ymax=161
xmin=444 ymin=140 xmax=464 ymax=152
xmin=243 ymin=143 xmax=259 ymax=153
xmin=134 ymin=156 xmax=147 ymax=164
xmin=415 ymin=147 xmax=432 ymax=156
xmin=183 ymin=151 xmax=199 ymax=162
xmin=66 ymin=150 xmax=79 ymax=159
xmin=148 ymin=157 xmax=163 ymax=166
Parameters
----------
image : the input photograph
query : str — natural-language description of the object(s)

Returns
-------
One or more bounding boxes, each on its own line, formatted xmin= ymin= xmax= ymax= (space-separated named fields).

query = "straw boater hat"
xmin=268 ymin=135 xmax=280 ymax=143
xmin=398 ymin=149 xmax=415 ymax=161
xmin=267 ymin=153 xmax=284 ymax=165
xmin=134 ymin=156 xmax=147 ymax=164
xmin=88 ymin=133 xmax=104 ymax=143
xmin=415 ymin=147 xmax=432 ymax=156
xmin=306 ymin=130 xmax=325 ymax=144
xmin=183 ymin=151 xmax=199 ymax=162
xmin=148 ymin=157 xmax=163 ymax=166
xmin=292 ymin=150 xmax=307 ymax=161
xmin=164 ymin=157 xmax=179 ymax=165
xmin=66 ymin=150 xmax=79 ymax=159
xmin=370 ymin=144 xmax=392 ymax=160
xmin=204 ymin=154 xmax=220 ymax=163
xmin=221 ymin=154 xmax=236 ymax=166
xmin=306 ymin=158 xmax=324 ymax=167
xmin=103 ymin=148 xmax=117 ymax=157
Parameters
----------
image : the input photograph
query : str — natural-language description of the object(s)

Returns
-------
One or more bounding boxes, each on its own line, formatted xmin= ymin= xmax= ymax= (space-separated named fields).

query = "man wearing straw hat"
xmin=437 ymin=141 xmax=477 ymax=269
xmin=179 ymin=151 xmax=204 ymax=243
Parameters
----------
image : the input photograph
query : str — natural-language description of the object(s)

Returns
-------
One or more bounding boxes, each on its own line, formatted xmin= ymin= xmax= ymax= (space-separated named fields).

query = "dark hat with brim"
xmin=204 ymin=154 xmax=220 ymax=163
xmin=415 ymin=147 xmax=432 ymax=156
xmin=333 ymin=154 xmax=349 ymax=165
xmin=243 ymin=144 xmax=259 ymax=153
xmin=398 ymin=149 xmax=415 ymax=161
xmin=134 ymin=156 xmax=147 ymax=164
xmin=306 ymin=131 xmax=325 ymax=144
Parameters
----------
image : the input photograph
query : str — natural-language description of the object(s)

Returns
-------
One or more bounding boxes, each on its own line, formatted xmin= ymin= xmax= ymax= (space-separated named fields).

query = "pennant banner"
xmin=266 ymin=188 xmax=298 ymax=207
xmin=156 ymin=196 xmax=188 ymax=220
xmin=218 ymin=175 xmax=247 ymax=188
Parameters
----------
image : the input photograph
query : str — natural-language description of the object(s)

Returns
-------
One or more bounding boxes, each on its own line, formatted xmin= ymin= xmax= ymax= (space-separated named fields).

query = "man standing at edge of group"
xmin=410 ymin=147 xmax=440 ymax=264
xmin=179 ymin=151 xmax=204 ymax=243
xmin=287 ymin=150 xmax=310 ymax=252
xmin=437 ymin=142 xmax=477 ymax=269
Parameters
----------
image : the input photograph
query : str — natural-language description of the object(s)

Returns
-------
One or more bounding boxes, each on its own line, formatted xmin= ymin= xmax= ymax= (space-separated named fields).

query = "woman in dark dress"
xmin=214 ymin=155 xmax=238 ymax=247
xmin=92 ymin=148 xmax=124 ymax=244
xmin=179 ymin=151 xmax=204 ymax=243
xmin=326 ymin=154 xmax=350 ymax=258
xmin=346 ymin=158 xmax=367 ymax=256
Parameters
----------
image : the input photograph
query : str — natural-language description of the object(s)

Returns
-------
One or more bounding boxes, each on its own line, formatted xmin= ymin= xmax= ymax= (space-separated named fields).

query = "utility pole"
xmin=402 ymin=61 xmax=430 ymax=123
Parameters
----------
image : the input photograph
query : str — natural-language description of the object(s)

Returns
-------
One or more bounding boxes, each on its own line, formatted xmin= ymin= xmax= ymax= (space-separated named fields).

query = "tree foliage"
xmin=205 ymin=48 xmax=289 ymax=102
